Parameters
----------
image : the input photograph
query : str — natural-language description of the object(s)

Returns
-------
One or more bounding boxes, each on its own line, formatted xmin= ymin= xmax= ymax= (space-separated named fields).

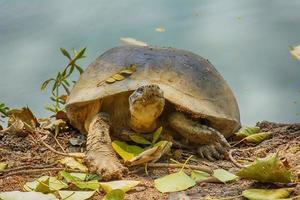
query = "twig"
xmin=228 ymin=149 xmax=245 ymax=168
xmin=0 ymin=163 xmax=58 ymax=174
xmin=53 ymin=136 xmax=66 ymax=153
xmin=147 ymin=163 xmax=213 ymax=174
xmin=35 ymin=131 xmax=84 ymax=158
xmin=0 ymin=168 xmax=80 ymax=178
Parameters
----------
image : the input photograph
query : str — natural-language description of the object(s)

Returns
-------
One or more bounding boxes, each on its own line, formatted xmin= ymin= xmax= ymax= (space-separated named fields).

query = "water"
xmin=0 ymin=0 xmax=300 ymax=125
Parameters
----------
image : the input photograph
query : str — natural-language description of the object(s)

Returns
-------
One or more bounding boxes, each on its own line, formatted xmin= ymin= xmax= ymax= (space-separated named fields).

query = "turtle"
xmin=66 ymin=45 xmax=241 ymax=180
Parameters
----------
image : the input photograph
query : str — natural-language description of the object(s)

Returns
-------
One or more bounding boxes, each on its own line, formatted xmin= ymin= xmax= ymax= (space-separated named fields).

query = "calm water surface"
xmin=1 ymin=0 xmax=300 ymax=125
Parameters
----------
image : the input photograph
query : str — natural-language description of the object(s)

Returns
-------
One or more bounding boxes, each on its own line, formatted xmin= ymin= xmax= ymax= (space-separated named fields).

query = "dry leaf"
xmin=290 ymin=45 xmax=300 ymax=61
xmin=155 ymin=27 xmax=166 ymax=32
xmin=120 ymin=37 xmax=148 ymax=46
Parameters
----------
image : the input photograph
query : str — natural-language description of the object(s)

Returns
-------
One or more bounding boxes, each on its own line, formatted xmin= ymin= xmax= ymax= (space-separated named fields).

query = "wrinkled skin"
xmin=85 ymin=85 xmax=230 ymax=180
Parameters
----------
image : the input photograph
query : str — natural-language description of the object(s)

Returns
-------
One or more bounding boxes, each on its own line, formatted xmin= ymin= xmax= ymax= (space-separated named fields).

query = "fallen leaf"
xmin=243 ymin=132 xmax=272 ymax=143
xmin=24 ymin=176 xmax=68 ymax=192
xmin=58 ymin=191 xmax=95 ymax=200
xmin=237 ymin=153 xmax=292 ymax=183
xmin=105 ymin=77 xmax=116 ymax=84
xmin=154 ymin=171 xmax=196 ymax=193
xmin=112 ymin=140 xmax=144 ymax=161
xmin=100 ymin=180 xmax=140 ymax=193
xmin=290 ymin=45 xmax=300 ymax=61
xmin=155 ymin=27 xmax=166 ymax=32
xmin=0 ymin=162 xmax=8 ymax=171
xmin=7 ymin=107 xmax=39 ymax=132
xmin=60 ymin=157 xmax=88 ymax=172
xmin=59 ymin=171 xmax=99 ymax=190
xmin=129 ymin=134 xmax=151 ymax=145
xmin=103 ymin=189 xmax=125 ymax=200
xmin=125 ymin=141 xmax=172 ymax=166
xmin=0 ymin=191 xmax=57 ymax=200
xmin=242 ymin=188 xmax=294 ymax=200
xmin=120 ymin=37 xmax=148 ymax=46
xmin=212 ymin=169 xmax=238 ymax=183
xmin=44 ymin=119 xmax=67 ymax=130
xmin=235 ymin=126 xmax=260 ymax=138
xmin=191 ymin=170 xmax=210 ymax=182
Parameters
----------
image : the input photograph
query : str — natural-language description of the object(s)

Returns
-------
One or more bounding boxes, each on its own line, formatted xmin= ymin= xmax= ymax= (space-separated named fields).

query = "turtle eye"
xmin=136 ymin=87 xmax=144 ymax=93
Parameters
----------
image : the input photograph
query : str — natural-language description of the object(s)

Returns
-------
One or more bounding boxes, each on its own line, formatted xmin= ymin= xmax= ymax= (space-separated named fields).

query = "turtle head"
xmin=129 ymin=85 xmax=165 ymax=133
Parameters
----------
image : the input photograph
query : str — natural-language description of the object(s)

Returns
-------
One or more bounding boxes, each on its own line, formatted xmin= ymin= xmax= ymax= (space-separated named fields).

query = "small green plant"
xmin=41 ymin=48 xmax=86 ymax=113
xmin=0 ymin=103 xmax=9 ymax=122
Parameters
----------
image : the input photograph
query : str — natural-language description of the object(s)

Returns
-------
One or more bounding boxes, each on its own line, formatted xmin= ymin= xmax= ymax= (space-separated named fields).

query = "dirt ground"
xmin=0 ymin=121 xmax=300 ymax=200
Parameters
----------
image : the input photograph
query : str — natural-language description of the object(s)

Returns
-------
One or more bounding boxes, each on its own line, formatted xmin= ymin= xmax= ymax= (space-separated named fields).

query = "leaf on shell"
xmin=112 ymin=140 xmax=144 ymax=161
xmin=235 ymin=126 xmax=261 ymax=138
xmin=59 ymin=157 xmax=88 ymax=172
xmin=0 ymin=191 xmax=58 ymax=200
xmin=243 ymin=132 xmax=272 ymax=143
xmin=212 ymin=169 xmax=238 ymax=183
xmin=242 ymin=188 xmax=294 ymax=200
xmin=58 ymin=191 xmax=95 ymax=200
xmin=100 ymin=180 xmax=140 ymax=193
xmin=103 ymin=189 xmax=125 ymax=200
xmin=154 ymin=171 xmax=196 ymax=193
xmin=105 ymin=77 xmax=116 ymax=84
xmin=111 ymin=74 xmax=125 ymax=81
xmin=237 ymin=153 xmax=292 ymax=183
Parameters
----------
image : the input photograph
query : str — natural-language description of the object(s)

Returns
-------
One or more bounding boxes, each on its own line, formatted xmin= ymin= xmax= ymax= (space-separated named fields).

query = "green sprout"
xmin=41 ymin=48 xmax=86 ymax=113
xmin=0 ymin=103 xmax=10 ymax=122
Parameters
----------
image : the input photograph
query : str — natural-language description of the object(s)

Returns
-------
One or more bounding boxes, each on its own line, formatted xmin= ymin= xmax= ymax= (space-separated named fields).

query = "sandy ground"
xmin=0 ymin=121 xmax=299 ymax=200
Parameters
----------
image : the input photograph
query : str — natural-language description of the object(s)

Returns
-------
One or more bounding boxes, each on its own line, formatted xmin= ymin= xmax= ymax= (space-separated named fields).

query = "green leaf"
xmin=237 ymin=153 xmax=292 ymax=183
xmin=58 ymin=191 xmax=95 ymax=200
xmin=74 ymin=48 xmax=86 ymax=60
xmin=103 ymin=189 xmax=125 ymax=200
xmin=152 ymin=126 xmax=162 ymax=144
xmin=242 ymin=188 xmax=293 ymax=200
xmin=235 ymin=126 xmax=261 ymax=138
xmin=0 ymin=191 xmax=57 ymax=200
xmin=243 ymin=132 xmax=272 ymax=143
xmin=100 ymin=180 xmax=140 ymax=193
xmin=60 ymin=48 xmax=72 ymax=60
xmin=154 ymin=171 xmax=196 ymax=193
xmin=59 ymin=157 xmax=88 ymax=172
xmin=59 ymin=171 xmax=99 ymax=191
xmin=41 ymin=79 xmax=54 ymax=91
xmin=212 ymin=169 xmax=238 ymax=183
xmin=75 ymin=65 xmax=84 ymax=74
xmin=190 ymin=170 xmax=210 ymax=182
xmin=129 ymin=134 xmax=151 ymax=145
xmin=111 ymin=140 xmax=144 ymax=161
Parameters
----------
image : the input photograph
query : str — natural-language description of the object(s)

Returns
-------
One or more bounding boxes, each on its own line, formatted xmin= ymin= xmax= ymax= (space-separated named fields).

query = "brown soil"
xmin=0 ymin=121 xmax=299 ymax=200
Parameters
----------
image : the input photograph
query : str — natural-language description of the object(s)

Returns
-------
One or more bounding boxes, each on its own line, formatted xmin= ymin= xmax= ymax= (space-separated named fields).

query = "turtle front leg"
xmin=168 ymin=112 xmax=230 ymax=161
xmin=85 ymin=113 xmax=127 ymax=180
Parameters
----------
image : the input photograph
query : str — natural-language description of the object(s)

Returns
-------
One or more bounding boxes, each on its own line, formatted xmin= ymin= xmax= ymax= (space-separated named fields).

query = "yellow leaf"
xmin=290 ymin=45 xmax=300 ymax=61
xmin=242 ymin=188 xmax=294 ymax=200
xmin=111 ymin=140 xmax=144 ymax=161
xmin=111 ymin=74 xmax=125 ymax=81
xmin=244 ymin=132 xmax=272 ymax=143
xmin=100 ymin=180 xmax=140 ymax=193
xmin=60 ymin=157 xmax=88 ymax=172
xmin=106 ymin=77 xmax=116 ymax=84
xmin=120 ymin=37 xmax=148 ymax=46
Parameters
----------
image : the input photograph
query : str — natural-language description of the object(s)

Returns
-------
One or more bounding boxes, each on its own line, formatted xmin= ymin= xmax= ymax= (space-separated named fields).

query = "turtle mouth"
xmin=129 ymin=84 xmax=164 ymax=106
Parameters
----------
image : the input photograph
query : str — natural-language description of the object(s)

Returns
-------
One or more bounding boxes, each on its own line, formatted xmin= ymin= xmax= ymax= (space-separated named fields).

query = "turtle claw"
xmin=197 ymin=143 xmax=228 ymax=161
xmin=85 ymin=151 xmax=128 ymax=181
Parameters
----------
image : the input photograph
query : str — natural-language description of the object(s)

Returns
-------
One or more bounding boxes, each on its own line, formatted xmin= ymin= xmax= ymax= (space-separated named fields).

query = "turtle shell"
xmin=66 ymin=45 xmax=240 ymax=137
